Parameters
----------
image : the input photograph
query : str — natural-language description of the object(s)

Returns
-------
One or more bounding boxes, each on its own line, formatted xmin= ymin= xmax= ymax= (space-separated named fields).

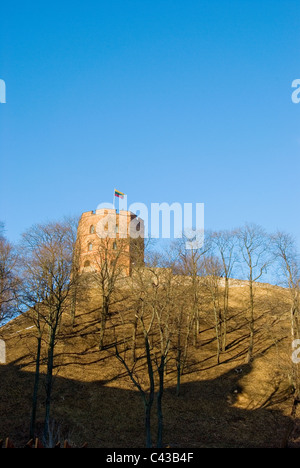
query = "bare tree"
xmin=115 ymin=301 xmax=156 ymax=448
xmin=200 ymin=255 xmax=223 ymax=364
xmin=0 ymin=234 xmax=19 ymax=327
xmin=114 ymin=260 xmax=174 ymax=448
xmin=271 ymin=231 xmax=300 ymax=395
xmin=19 ymin=220 xmax=79 ymax=445
xmin=90 ymin=237 xmax=131 ymax=350
xmin=174 ymin=234 xmax=211 ymax=346
xmin=172 ymin=304 xmax=194 ymax=397
xmin=210 ymin=229 xmax=238 ymax=350
xmin=236 ymin=223 xmax=271 ymax=363
xmin=64 ymin=215 xmax=82 ymax=325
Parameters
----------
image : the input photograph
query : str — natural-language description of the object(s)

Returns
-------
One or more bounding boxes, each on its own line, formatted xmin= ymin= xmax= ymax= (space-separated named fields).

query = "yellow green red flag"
xmin=114 ymin=189 xmax=125 ymax=199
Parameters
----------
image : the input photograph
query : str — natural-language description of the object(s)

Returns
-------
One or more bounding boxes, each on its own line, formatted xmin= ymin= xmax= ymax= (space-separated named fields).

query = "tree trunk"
xmin=132 ymin=315 xmax=138 ymax=363
xmin=246 ymin=255 xmax=255 ymax=364
xmin=291 ymin=294 xmax=300 ymax=397
xmin=214 ymin=303 xmax=221 ymax=365
xmin=222 ymin=277 xmax=229 ymax=351
xmin=157 ymin=355 xmax=165 ymax=448
xmin=176 ymin=346 xmax=181 ymax=397
xmin=30 ymin=333 xmax=42 ymax=439
xmin=145 ymin=401 xmax=152 ymax=448
xmin=144 ymin=334 xmax=154 ymax=448
xmin=43 ymin=330 xmax=55 ymax=446
xmin=43 ymin=308 xmax=61 ymax=447
xmin=99 ymin=298 xmax=109 ymax=350
xmin=70 ymin=285 xmax=77 ymax=327
xmin=246 ymin=281 xmax=255 ymax=363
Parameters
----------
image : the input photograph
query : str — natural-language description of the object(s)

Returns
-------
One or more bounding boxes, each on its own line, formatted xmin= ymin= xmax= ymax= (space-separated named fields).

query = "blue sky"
xmin=0 ymin=1 xmax=299 ymax=249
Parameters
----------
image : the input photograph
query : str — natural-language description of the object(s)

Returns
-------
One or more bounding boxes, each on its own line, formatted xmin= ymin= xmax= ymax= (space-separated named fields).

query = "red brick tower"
xmin=76 ymin=208 xmax=144 ymax=276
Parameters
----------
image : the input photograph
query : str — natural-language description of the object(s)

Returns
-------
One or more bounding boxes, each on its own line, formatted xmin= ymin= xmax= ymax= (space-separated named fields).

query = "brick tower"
xmin=76 ymin=208 xmax=144 ymax=276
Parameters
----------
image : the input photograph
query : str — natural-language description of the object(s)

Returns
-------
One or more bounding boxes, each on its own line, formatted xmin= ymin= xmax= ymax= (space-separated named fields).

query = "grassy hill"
xmin=0 ymin=274 xmax=299 ymax=448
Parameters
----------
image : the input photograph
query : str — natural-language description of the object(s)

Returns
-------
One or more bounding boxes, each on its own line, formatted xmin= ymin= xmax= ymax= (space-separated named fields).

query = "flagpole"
xmin=113 ymin=188 xmax=115 ymax=210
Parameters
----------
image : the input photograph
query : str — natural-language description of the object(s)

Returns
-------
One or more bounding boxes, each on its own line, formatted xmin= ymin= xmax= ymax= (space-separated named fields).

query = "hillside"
xmin=0 ymin=275 xmax=299 ymax=448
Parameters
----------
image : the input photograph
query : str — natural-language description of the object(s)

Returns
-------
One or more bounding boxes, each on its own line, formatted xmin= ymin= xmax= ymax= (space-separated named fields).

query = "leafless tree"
xmin=114 ymin=259 xmax=174 ymax=448
xmin=19 ymin=220 xmax=79 ymax=445
xmin=173 ymin=234 xmax=211 ymax=346
xmin=210 ymin=229 xmax=238 ymax=350
xmin=271 ymin=231 xmax=300 ymax=395
xmin=115 ymin=298 xmax=156 ymax=448
xmin=172 ymin=304 xmax=193 ymax=397
xmin=90 ymin=236 xmax=132 ymax=350
xmin=64 ymin=215 xmax=82 ymax=325
xmin=0 ymin=233 xmax=19 ymax=327
xmin=200 ymin=255 xmax=223 ymax=364
xmin=236 ymin=223 xmax=271 ymax=363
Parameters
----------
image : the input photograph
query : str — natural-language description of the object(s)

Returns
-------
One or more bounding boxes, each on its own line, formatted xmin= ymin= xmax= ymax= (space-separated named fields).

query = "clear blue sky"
xmin=0 ymin=1 xmax=299 ymax=248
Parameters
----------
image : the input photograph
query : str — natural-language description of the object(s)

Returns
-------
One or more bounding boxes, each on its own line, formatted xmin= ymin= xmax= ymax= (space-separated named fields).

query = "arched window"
xmin=113 ymin=241 xmax=117 ymax=250
xmin=88 ymin=243 xmax=93 ymax=251
xmin=90 ymin=225 xmax=95 ymax=234
xmin=84 ymin=260 xmax=91 ymax=268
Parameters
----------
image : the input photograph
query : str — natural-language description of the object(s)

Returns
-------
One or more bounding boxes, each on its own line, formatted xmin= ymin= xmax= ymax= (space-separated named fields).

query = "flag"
xmin=114 ymin=189 xmax=125 ymax=199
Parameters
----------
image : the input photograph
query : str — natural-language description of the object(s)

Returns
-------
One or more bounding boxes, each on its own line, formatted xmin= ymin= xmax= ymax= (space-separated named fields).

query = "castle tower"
xmin=76 ymin=208 xmax=144 ymax=276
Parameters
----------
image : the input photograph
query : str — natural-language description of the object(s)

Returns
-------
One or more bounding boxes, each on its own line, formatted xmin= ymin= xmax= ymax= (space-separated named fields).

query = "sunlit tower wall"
xmin=76 ymin=208 xmax=144 ymax=276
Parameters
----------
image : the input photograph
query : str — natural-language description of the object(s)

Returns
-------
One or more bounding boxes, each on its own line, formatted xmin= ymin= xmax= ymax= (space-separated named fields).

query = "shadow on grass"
xmin=0 ymin=360 xmax=297 ymax=449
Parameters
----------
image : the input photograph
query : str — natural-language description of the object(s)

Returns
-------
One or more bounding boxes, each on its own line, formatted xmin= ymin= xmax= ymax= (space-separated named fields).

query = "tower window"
xmin=90 ymin=225 xmax=95 ymax=234
xmin=84 ymin=260 xmax=90 ymax=268
xmin=88 ymin=243 xmax=93 ymax=251
xmin=113 ymin=241 xmax=117 ymax=250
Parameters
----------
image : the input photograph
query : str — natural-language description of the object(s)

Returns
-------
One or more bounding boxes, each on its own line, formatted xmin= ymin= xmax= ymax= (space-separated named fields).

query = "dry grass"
xmin=0 ymin=277 xmax=299 ymax=448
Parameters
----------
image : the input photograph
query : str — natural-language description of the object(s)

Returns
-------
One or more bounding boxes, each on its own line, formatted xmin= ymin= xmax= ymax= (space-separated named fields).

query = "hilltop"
xmin=0 ymin=273 xmax=299 ymax=448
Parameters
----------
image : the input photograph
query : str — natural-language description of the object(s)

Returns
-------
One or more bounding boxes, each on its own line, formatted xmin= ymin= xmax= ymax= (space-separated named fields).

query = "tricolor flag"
xmin=114 ymin=189 xmax=125 ymax=199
